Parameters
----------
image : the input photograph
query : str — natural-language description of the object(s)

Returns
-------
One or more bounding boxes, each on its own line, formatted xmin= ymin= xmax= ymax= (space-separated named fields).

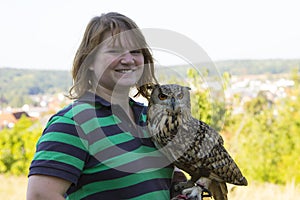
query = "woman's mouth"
xmin=115 ymin=69 xmax=135 ymax=73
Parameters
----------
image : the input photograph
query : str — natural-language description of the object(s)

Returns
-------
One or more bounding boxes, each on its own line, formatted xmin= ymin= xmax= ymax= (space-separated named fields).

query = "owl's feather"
xmin=147 ymin=84 xmax=247 ymax=200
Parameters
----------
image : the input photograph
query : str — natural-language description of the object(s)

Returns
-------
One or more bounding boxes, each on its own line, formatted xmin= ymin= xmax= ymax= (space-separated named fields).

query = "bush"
xmin=232 ymin=85 xmax=300 ymax=184
xmin=0 ymin=116 xmax=41 ymax=175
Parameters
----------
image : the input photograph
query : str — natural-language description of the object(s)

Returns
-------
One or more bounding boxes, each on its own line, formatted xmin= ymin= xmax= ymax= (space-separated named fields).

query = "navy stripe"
xmin=44 ymin=122 xmax=85 ymax=138
xmin=72 ymin=107 xmax=111 ymax=124
xmin=55 ymin=104 xmax=73 ymax=117
xmin=86 ymin=125 xmax=123 ymax=142
xmin=37 ymin=141 xmax=88 ymax=161
xmin=84 ymin=123 xmax=149 ymax=146
xmin=29 ymin=160 xmax=81 ymax=184
xmin=80 ymin=157 xmax=172 ymax=184
xmin=92 ymin=138 xmax=145 ymax=160
xmin=81 ymin=178 xmax=171 ymax=200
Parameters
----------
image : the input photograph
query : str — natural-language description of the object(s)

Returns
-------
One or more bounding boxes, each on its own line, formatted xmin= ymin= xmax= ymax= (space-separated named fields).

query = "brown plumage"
xmin=147 ymin=84 xmax=247 ymax=200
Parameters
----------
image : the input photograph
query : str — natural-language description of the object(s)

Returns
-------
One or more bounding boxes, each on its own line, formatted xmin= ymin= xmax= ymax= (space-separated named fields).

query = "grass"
xmin=1 ymin=174 xmax=300 ymax=200
xmin=0 ymin=174 xmax=27 ymax=200
xmin=228 ymin=180 xmax=300 ymax=200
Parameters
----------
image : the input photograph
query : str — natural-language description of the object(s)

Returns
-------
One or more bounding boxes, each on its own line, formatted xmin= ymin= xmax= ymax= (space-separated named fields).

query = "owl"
xmin=147 ymin=84 xmax=248 ymax=200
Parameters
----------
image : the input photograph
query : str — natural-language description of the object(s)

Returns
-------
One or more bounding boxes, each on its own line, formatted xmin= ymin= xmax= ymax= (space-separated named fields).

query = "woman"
xmin=27 ymin=12 xmax=177 ymax=199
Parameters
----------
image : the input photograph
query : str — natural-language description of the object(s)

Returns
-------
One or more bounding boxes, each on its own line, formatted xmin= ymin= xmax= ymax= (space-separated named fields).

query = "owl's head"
xmin=149 ymin=84 xmax=191 ymax=115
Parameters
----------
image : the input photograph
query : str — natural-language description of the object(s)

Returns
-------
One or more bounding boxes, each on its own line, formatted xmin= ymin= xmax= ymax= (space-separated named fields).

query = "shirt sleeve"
xmin=28 ymin=114 xmax=89 ymax=185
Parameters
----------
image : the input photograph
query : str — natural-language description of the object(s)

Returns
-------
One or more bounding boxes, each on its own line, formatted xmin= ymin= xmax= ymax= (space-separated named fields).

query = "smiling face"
xmin=90 ymin=30 xmax=145 ymax=92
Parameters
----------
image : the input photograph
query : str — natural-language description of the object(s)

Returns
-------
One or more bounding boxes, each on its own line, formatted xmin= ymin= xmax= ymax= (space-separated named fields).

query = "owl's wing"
xmin=195 ymin=118 xmax=248 ymax=186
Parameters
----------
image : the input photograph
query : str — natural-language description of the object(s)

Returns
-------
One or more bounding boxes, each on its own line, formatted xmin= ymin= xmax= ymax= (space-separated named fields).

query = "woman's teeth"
xmin=116 ymin=69 xmax=134 ymax=73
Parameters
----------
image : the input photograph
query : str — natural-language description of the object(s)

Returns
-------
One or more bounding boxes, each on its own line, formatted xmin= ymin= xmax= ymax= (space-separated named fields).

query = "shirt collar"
xmin=78 ymin=91 xmax=145 ymax=108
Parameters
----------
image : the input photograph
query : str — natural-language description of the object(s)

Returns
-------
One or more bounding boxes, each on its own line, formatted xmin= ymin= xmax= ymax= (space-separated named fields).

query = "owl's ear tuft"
xmin=185 ymin=86 xmax=191 ymax=90
xmin=145 ymin=84 xmax=160 ymax=90
xmin=145 ymin=84 xmax=156 ymax=90
xmin=153 ymin=84 xmax=161 ymax=89
xmin=153 ymin=84 xmax=163 ymax=93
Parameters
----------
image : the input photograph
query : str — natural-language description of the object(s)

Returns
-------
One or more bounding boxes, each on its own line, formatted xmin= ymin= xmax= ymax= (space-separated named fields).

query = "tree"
xmin=232 ymin=83 xmax=300 ymax=184
xmin=0 ymin=116 xmax=42 ymax=175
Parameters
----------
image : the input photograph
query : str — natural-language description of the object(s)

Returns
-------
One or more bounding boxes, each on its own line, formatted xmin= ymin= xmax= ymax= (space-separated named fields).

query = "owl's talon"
xmin=196 ymin=183 xmax=212 ymax=197
xmin=174 ymin=180 xmax=194 ymax=191
xmin=182 ymin=184 xmax=212 ymax=200
xmin=182 ymin=186 xmax=201 ymax=199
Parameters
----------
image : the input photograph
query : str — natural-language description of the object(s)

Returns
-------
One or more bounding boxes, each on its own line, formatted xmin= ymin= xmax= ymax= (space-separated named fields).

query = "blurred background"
xmin=0 ymin=0 xmax=299 ymax=199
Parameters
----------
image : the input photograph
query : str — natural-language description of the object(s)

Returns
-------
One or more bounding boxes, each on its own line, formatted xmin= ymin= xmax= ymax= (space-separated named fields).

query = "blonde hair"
xmin=68 ymin=12 xmax=157 ymax=100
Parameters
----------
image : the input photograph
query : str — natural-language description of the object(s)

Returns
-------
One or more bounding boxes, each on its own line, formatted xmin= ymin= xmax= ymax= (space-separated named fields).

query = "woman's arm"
xmin=27 ymin=175 xmax=72 ymax=200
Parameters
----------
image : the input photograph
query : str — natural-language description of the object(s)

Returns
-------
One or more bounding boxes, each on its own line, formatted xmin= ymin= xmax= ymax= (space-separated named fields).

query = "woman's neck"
xmin=95 ymin=84 xmax=131 ymax=111
xmin=95 ymin=85 xmax=136 ymax=123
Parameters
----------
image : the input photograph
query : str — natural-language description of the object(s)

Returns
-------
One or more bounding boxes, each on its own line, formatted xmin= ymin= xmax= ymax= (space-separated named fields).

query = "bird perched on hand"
xmin=147 ymin=84 xmax=248 ymax=200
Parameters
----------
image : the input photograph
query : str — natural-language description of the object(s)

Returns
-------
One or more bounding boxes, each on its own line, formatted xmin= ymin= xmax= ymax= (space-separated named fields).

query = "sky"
xmin=0 ymin=0 xmax=300 ymax=70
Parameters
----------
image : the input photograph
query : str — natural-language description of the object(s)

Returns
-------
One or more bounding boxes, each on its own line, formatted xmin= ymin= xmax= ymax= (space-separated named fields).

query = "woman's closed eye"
xmin=107 ymin=48 xmax=124 ymax=54
xmin=130 ymin=49 xmax=142 ymax=55
xmin=106 ymin=48 xmax=142 ymax=55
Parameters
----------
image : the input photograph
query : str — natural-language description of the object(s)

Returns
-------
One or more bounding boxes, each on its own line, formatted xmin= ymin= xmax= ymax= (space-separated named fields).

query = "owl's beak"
xmin=171 ymin=97 xmax=176 ymax=110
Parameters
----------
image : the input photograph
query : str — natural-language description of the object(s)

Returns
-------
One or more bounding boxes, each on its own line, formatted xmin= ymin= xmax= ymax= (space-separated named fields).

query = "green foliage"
xmin=244 ymin=91 xmax=272 ymax=115
xmin=0 ymin=116 xmax=42 ymax=175
xmin=229 ymin=70 xmax=300 ymax=185
xmin=187 ymin=68 xmax=226 ymax=131
xmin=291 ymin=67 xmax=300 ymax=86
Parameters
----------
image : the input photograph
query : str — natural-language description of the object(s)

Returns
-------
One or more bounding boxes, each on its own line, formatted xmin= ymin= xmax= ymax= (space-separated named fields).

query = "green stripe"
xmin=37 ymin=132 xmax=88 ymax=151
xmin=102 ymin=146 xmax=161 ymax=168
xmin=89 ymin=132 xmax=134 ymax=155
xmin=33 ymin=151 xmax=84 ymax=170
xmin=64 ymin=103 xmax=100 ymax=118
xmin=129 ymin=101 xmax=133 ymax=106
xmin=81 ymin=115 xmax=121 ymax=134
xmin=84 ymin=146 xmax=163 ymax=173
xmin=67 ymin=168 xmax=172 ymax=199
xmin=140 ymin=113 xmax=147 ymax=122
xmin=45 ymin=115 xmax=76 ymax=129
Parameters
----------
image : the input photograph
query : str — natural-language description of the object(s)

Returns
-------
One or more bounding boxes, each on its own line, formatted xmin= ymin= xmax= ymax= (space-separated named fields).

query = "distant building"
xmin=0 ymin=111 xmax=30 ymax=129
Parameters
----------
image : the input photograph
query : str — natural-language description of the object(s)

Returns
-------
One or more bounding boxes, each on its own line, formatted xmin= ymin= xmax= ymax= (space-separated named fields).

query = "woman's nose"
xmin=120 ymin=51 xmax=135 ymax=65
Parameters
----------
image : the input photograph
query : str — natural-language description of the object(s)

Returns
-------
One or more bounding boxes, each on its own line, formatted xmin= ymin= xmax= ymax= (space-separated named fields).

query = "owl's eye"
xmin=158 ymin=93 xmax=168 ymax=100
xmin=177 ymin=93 xmax=184 ymax=99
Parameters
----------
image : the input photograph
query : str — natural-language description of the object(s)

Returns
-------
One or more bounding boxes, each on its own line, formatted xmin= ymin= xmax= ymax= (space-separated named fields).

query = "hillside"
xmin=1 ymin=58 xmax=299 ymax=107
xmin=0 ymin=68 xmax=72 ymax=107
xmin=156 ymin=59 xmax=300 ymax=79
xmin=215 ymin=59 xmax=300 ymax=75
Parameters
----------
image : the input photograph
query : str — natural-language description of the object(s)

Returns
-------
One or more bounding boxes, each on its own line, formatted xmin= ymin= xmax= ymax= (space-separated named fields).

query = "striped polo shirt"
xmin=29 ymin=92 xmax=173 ymax=199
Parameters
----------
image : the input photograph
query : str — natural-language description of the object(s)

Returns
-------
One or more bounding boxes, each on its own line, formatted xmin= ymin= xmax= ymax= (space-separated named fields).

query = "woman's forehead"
xmin=102 ymin=30 xmax=145 ymax=49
